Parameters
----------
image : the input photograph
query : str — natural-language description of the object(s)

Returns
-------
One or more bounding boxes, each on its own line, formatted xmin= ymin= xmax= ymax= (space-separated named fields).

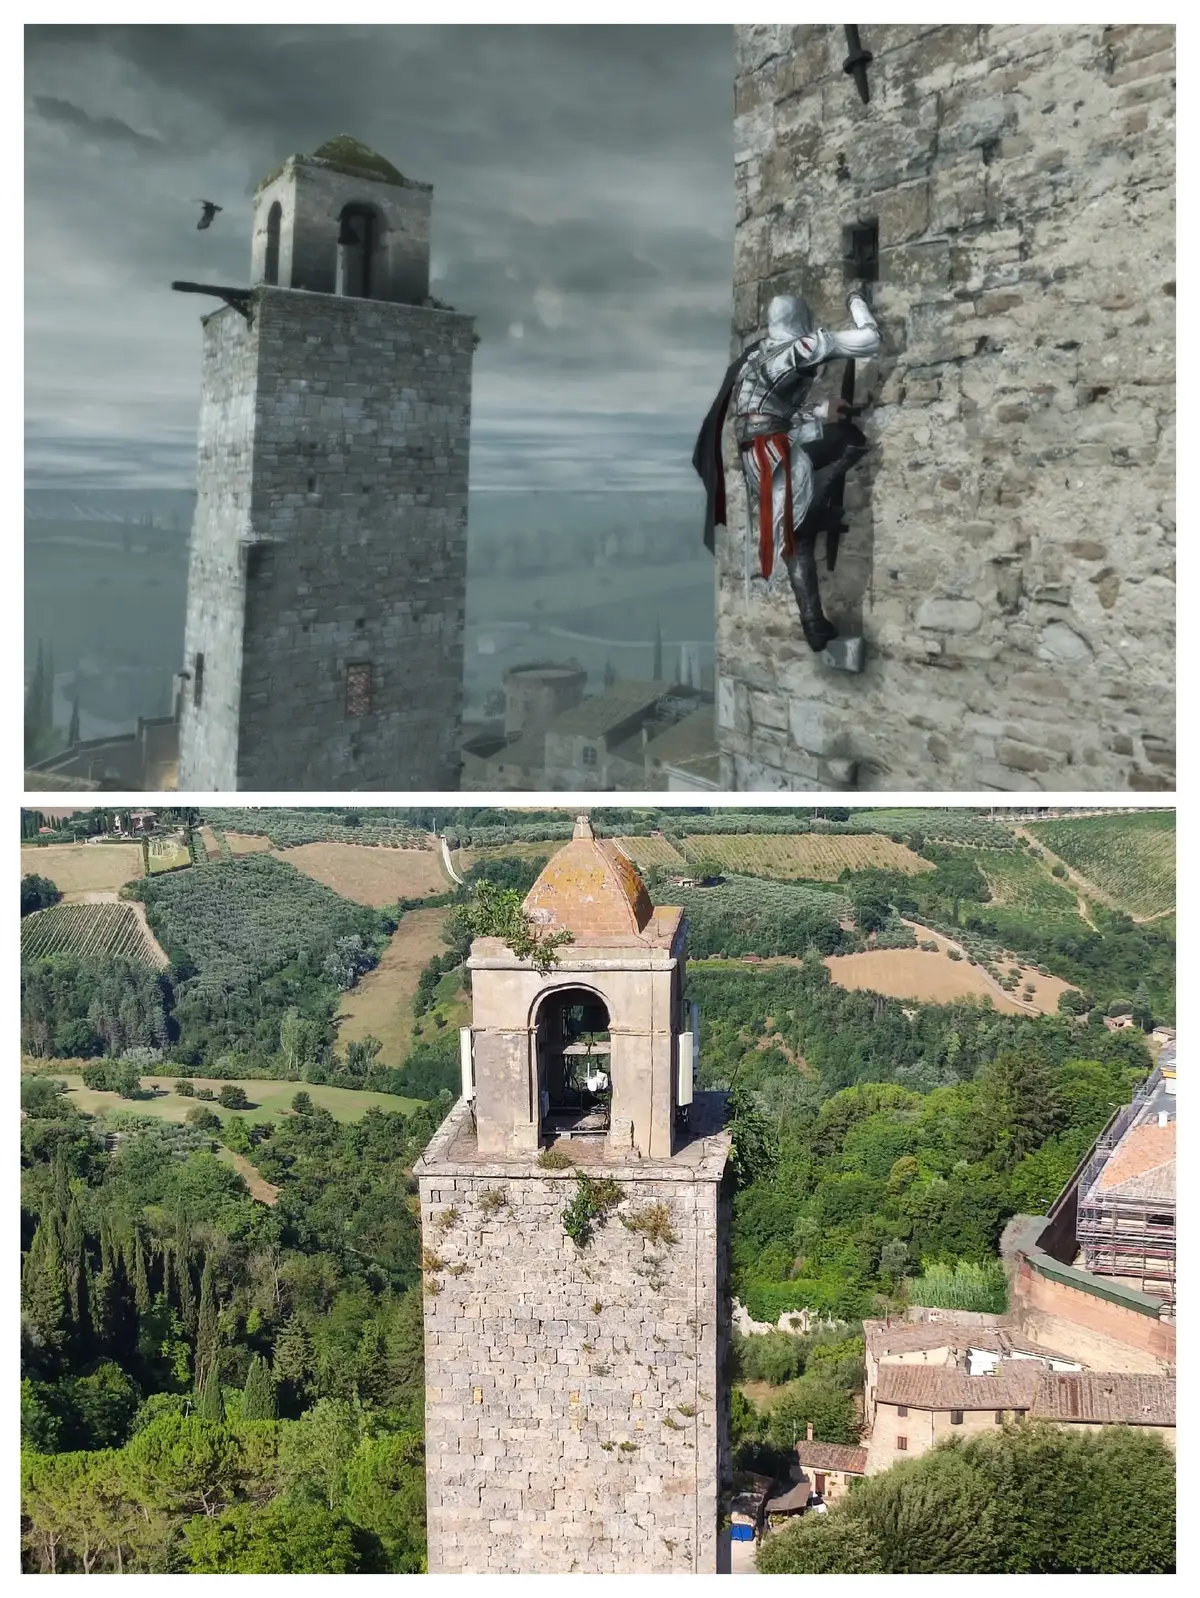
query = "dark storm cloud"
xmin=32 ymin=95 xmax=163 ymax=149
xmin=25 ymin=24 xmax=734 ymax=490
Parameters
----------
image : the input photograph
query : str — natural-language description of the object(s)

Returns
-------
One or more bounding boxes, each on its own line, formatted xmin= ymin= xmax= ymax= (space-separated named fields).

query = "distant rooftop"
xmin=546 ymin=680 xmax=674 ymax=740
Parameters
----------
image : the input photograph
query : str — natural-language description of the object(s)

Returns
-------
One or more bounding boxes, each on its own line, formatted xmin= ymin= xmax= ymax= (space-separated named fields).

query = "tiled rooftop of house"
xmin=1031 ymin=1372 xmax=1175 ymax=1427
xmin=875 ymin=1363 xmax=1043 ymax=1412
xmin=874 ymin=1364 xmax=1175 ymax=1427
xmin=1096 ymin=1121 xmax=1175 ymax=1202
xmin=795 ymin=1441 xmax=868 ymax=1474
xmin=863 ymin=1320 xmax=1054 ymax=1362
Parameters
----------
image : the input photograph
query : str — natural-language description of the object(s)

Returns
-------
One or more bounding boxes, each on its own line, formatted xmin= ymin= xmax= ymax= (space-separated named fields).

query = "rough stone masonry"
xmin=417 ymin=1102 xmax=732 ymax=1574
xmin=718 ymin=24 xmax=1175 ymax=792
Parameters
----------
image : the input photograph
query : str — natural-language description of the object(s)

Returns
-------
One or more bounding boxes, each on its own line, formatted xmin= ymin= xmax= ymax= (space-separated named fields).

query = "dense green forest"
xmin=690 ymin=962 xmax=1154 ymax=1322
xmin=20 ymin=1079 xmax=440 ymax=1572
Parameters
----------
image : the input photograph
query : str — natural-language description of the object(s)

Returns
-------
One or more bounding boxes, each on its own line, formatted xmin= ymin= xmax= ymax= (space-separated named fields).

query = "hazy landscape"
xmin=25 ymin=488 xmax=713 ymax=742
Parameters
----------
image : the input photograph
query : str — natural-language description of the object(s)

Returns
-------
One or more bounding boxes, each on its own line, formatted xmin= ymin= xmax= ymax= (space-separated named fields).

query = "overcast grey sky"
xmin=24 ymin=24 xmax=734 ymax=492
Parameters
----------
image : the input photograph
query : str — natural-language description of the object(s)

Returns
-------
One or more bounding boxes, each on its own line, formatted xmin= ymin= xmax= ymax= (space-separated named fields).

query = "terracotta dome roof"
xmin=522 ymin=815 xmax=658 ymax=940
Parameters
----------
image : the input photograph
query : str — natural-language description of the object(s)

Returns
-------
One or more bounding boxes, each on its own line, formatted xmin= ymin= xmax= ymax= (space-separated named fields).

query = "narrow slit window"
xmin=842 ymin=220 xmax=879 ymax=285
xmin=346 ymin=662 xmax=373 ymax=718
xmin=193 ymin=652 xmax=205 ymax=709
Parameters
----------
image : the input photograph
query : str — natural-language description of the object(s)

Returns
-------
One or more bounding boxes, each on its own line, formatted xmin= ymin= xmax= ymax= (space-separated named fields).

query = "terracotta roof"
xmin=875 ymin=1364 xmax=1041 ymax=1413
xmin=1031 ymin=1373 xmax=1175 ymax=1428
xmin=864 ymin=1319 xmax=1071 ymax=1364
xmin=796 ymin=1442 xmax=868 ymax=1475
xmin=523 ymin=815 xmax=679 ymax=945
xmin=1097 ymin=1121 xmax=1175 ymax=1202
xmin=865 ymin=1320 xmax=964 ymax=1358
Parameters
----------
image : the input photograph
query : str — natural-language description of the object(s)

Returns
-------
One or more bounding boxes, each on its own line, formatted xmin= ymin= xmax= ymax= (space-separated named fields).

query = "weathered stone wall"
xmin=719 ymin=23 xmax=1175 ymax=791
xmin=178 ymin=308 xmax=257 ymax=791
xmin=179 ymin=284 xmax=472 ymax=790
xmin=418 ymin=1142 xmax=727 ymax=1571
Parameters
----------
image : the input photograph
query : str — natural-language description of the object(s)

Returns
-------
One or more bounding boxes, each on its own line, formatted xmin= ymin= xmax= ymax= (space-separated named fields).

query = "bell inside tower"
xmin=336 ymin=204 xmax=376 ymax=298
xmin=535 ymin=987 xmax=612 ymax=1142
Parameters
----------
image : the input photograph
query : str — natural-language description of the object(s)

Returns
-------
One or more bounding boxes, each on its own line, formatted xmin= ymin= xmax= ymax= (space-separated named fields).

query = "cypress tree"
xmin=132 ymin=1230 xmax=150 ymax=1317
xmin=195 ymin=1255 xmax=217 ymax=1386
xmin=22 ymin=1215 xmax=70 ymax=1354
xmin=241 ymin=1354 xmax=277 ymax=1421
xmin=196 ymin=1358 xmax=225 ymax=1421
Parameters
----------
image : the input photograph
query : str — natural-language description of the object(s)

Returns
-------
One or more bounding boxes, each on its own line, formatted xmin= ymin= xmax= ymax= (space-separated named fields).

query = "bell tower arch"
xmin=416 ymin=816 xmax=731 ymax=1573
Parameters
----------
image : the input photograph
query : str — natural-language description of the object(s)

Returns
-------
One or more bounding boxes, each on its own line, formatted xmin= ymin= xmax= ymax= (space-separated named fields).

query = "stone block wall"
xmin=179 ymin=285 xmax=472 ymax=790
xmin=719 ymin=23 xmax=1175 ymax=791
xmin=418 ymin=1152 xmax=728 ymax=1572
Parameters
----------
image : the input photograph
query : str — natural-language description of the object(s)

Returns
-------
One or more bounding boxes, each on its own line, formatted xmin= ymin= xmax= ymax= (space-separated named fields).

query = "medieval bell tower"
xmin=177 ymin=135 xmax=473 ymax=791
xmin=415 ymin=817 xmax=732 ymax=1573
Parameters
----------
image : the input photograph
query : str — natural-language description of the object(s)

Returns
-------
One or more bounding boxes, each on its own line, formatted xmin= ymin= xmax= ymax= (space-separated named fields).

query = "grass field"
xmin=21 ymin=843 xmax=145 ymax=894
xmin=971 ymin=850 xmax=1086 ymax=926
xmin=452 ymin=840 xmax=556 ymax=875
xmin=677 ymin=832 xmax=934 ymax=882
xmin=147 ymin=837 xmax=191 ymax=875
xmin=274 ymin=841 xmax=447 ymax=906
xmin=615 ymin=835 xmax=688 ymax=870
xmin=1027 ymin=812 xmax=1175 ymax=918
xmin=824 ymin=923 xmax=1074 ymax=1015
xmin=336 ymin=905 xmax=456 ymax=1067
xmin=47 ymin=1073 xmax=424 ymax=1126
xmin=224 ymin=832 xmax=272 ymax=855
xmin=21 ymin=901 xmax=161 ymax=966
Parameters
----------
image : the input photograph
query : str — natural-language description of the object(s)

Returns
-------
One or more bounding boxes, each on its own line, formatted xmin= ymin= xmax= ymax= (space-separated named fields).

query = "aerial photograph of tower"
xmin=18 ymin=801 xmax=1177 ymax=1571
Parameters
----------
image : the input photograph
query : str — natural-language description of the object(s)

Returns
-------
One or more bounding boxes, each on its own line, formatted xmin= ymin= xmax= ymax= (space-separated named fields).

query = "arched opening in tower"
xmin=264 ymin=201 xmax=282 ymax=285
xmin=336 ymin=204 xmax=377 ymax=298
xmin=534 ymin=986 xmax=611 ymax=1143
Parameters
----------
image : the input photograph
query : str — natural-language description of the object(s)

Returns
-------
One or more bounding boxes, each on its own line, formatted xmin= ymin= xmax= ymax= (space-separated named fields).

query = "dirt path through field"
xmin=336 ymin=905 xmax=450 ymax=1065
xmin=217 ymin=1148 xmax=280 ymax=1205
xmin=1009 ymin=825 xmax=1101 ymax=928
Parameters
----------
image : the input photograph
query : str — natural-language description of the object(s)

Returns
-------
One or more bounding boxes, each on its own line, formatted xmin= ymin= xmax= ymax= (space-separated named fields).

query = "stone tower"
xmin=178 ymin=135 xmax=473 ymax=790
xmin=717 ymin=25 xmax=1175 ymax=792
xmin=415 ymin=817 xmax=731 ymax=1573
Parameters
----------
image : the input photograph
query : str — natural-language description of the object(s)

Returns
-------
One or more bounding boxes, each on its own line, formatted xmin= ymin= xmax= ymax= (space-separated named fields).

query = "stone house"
xmin=862 ymin=1318 xmax=1081 ymax=1427
xmin=867 ymin=1362 xmax=1175 ymax=1472
xmin=766 ymin=1434 xmax=868 ymax=1525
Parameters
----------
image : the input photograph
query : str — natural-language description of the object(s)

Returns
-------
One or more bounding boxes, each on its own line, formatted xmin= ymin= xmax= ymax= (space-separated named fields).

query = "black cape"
xmin=692 ymin=342 xmax=761 ymax=554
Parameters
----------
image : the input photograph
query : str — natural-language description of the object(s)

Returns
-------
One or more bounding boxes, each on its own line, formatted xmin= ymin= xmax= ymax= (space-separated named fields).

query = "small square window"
xmin=581 ymin=744 xmax=597 ymax=767
xmin=346 ymin=662 xmax=373 ymax=718
xmin=896 ymin=1405 xmax=908 ymax=1418
xmin=950 ymin=1409 xmax=964 ymax=1426
xmin=895 ymin=1436 xmax=907 ymax=1451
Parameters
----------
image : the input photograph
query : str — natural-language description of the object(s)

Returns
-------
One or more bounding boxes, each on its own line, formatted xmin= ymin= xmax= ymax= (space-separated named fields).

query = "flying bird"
xmin=194 ymin=200 xmax=222 ymax=230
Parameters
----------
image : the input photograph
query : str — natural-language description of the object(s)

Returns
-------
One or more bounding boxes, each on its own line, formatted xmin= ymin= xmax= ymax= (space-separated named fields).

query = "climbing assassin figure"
xmin=693 ymin=288 xmax=882 ymax=652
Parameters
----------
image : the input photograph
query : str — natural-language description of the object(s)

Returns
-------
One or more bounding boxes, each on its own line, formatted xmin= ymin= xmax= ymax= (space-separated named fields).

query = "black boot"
xmin=785 ymin=538 xmax=839 ymax=652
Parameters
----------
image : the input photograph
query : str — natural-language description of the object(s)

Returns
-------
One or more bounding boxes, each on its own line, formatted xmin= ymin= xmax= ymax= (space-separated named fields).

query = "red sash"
xmin=751 ymin=433 xmax=794 ymax=579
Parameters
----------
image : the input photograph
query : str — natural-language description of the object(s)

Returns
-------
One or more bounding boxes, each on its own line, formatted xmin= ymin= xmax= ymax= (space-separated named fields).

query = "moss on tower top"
xmin=255 ymin=135 xmax=425 ymax=193
xmin=310 ymin=135 xmax=409 ymax=184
